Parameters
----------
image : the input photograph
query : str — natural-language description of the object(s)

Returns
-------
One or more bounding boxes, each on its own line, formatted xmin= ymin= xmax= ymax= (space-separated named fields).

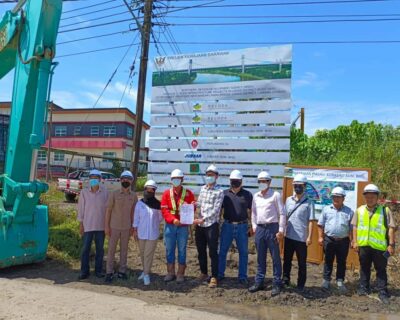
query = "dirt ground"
xmin=1 ymin=202 xmax=400 ymax=320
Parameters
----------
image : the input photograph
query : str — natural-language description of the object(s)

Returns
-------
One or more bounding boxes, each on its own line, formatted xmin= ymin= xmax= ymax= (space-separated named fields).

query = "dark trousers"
xmin=282 ymin=237 xmax=307 ymax=288
xmin=323 ymin=236 xmax=350 ymax=281
xmin=359 ymin=246 xmax=388 ymax=293
xmin=254 ymin=223 xmax=282 ymax=286
xmin=195 ymin=223 xmax=219 ymax=278
xmin=80 ymin=231 xmax=105 ymax=275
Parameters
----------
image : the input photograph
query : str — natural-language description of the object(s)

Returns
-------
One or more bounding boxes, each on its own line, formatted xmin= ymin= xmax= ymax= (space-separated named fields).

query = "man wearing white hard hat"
xmin=77 ymin=169 xmax=109 ymax=280
xmin=248 ymin=171 xmax=286 ymax=297
xmin=218 ymin=169 xmax=253 ymax=285
xmin=317 ymin=186 xmax=353 ymax=293
xmin=132 ymin=180 xmax=162 ymax=285
xmin=352 ymin=184 xmax=396 ymax=304
xmin=105 ymin=170 xmax=138 ymax=283
xmin=195 ymin=164 xmax=224 ymax=288
xmin=161 ymin=169 xmax=195 ymax=283
xmin=282 ymin=174 xmax=315 ymax=293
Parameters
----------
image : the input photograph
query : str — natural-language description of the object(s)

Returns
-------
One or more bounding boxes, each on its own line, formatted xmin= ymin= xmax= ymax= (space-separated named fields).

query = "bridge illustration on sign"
xmin=305 ymin=181 xmax=356 ymax=206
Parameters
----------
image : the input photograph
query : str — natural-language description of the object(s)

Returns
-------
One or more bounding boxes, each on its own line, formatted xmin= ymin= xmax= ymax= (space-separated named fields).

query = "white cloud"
xmin=293 ymin=71 xmax=328 ymax=91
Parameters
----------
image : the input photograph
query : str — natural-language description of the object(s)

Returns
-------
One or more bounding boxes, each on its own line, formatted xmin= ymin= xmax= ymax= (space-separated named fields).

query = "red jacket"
xmin=161 ymin=187 xmax=195 ymax=224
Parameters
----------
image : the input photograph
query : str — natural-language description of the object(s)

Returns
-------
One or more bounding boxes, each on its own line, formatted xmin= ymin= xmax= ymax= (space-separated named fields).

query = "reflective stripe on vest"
xmin=170 ymin=188 xmax=187 ymax=215
xmin=357 ymin=205 xmax=387 ymax=251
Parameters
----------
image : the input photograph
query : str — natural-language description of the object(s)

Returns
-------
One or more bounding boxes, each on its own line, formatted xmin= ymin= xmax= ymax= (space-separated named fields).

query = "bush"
xmin=135 ymin=176 xmax=146 ymax=192
xmin=49 ymin=220 xmax=82 ymax=260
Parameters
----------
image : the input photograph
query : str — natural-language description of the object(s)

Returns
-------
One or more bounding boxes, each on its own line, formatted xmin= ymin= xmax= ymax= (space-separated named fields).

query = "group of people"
xmin=77 ymin=166 xmax=396 ymax=304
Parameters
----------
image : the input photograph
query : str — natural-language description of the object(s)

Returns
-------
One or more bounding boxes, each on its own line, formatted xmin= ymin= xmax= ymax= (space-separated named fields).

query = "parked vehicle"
xmin=36 ymin=164 xmax=67 ymax=179
xmin=58 ymin=170 xmax=120 ymax=202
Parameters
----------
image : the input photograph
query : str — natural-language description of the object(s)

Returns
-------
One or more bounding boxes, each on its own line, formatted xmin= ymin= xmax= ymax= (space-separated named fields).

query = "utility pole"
xmin=130 ymin=0 xmax=153 ymax=189
xmin=300 ymin=107 xmax=305 ymax=133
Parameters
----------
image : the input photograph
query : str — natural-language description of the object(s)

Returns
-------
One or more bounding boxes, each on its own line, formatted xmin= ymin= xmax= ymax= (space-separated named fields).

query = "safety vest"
xmin=170 ymin=188 xmax=186 ymax=215
xmin=356 ymin=205 xmax=387 ymax=251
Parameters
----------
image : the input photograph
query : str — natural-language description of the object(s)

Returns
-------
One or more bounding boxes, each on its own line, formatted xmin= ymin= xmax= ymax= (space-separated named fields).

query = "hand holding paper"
xmin=179 ymin=203 xmax=194 ymax=225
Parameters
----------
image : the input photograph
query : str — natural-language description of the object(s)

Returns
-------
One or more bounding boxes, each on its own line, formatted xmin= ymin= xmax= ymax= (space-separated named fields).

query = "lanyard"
xmin=170 ymin=188 xmax=187 ymax=213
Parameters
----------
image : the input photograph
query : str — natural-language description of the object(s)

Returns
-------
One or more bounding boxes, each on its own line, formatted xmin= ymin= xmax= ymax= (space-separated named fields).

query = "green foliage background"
xmin=290 ymin=120 xmax=400 ymax=198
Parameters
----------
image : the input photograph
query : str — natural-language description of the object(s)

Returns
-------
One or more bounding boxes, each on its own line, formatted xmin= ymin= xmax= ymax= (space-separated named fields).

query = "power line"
xmin=63 ymin=0 xmax=117 ymax=14
xmin=57 ymin=28 xmax=136 ymax=45
xmin=61 ymin=4 xmax=125 ymax=21
xmin=58 ymin=17 xmax=135 ymax=33
xmin=57 ymin=43 xmax=138 ymax=58
xmin=156 ymin=13 xmax=400 ymax=19
xmin=59 ymin=11 xmax=131 ymax=29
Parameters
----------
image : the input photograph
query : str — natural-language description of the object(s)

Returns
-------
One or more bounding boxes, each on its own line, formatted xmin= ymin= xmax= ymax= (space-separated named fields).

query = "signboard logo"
xmin=193 ymin=103 xmax=202 ymax=111
xmin=192 ymin=127 xmax=200 ymax=136
xmin=155 ymin=57 xmax=166 ymax=67
xmin=192 ymin=114 xmax=201 ymax=123
xmin=190 ymin=163 xmax=200 ymax=173
xmin=191 ymin=140 xmax=199 ymax=149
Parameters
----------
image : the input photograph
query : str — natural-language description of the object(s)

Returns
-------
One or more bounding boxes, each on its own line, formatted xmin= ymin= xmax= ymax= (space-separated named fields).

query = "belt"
xmin=225 ymin=220 xmax=247 ymax=225
xmin=325 ymin=235 xmax=349 ymax=241
xmin=257 ymin=222 xmax=278 ymax=228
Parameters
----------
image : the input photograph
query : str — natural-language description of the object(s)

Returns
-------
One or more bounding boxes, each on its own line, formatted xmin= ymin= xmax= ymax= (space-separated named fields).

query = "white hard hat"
xmin=206 ymin=164 xmax=218 ymax=174
xmin=120 ymin=170 xmax=134 ymax=179
xmin=363 ymin=184 xmax=380 ymax=194
xmin=89 ymin=169 xmax=101 ymax=177
xmin=171 ymin=169 xmax=184 ymax=178
xmin=331 ymin=186 xmax=346 ymax=197
xmin=293 ymin=174 xmax=307 ymax=184
xmin=144 ymin=179 xmax=157 ymax=190
xmin=257 ymin=171 xmax=271 ymax=180
xmin=229 ymin=169 xmax=243 ymax=180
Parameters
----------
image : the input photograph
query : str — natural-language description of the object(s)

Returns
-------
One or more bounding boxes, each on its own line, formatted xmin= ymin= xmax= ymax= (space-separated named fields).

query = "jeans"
xmin=254 ymin=223 xmax=282 ymax=286
xmin=359 ymin=246 xmax=388 ymax=293
xmin=218 ymin=222 xmax=248 ymax=280
xmin=80 ymin=231 xmax=105 ymax=276
xmin=195 ymin=222 xmax=219 ymax=278
xmin=283 ymin=237 xmax=307 ymax=288
xmin=164 ymin=223 xmax=189 ymax=265
xmin=323 ymin=236 xmax=350 ymax=281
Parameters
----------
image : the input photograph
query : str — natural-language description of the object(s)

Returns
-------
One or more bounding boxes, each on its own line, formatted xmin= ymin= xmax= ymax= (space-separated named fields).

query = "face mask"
xmin=230 ymin=180 xmax=241 ymax=189
xmin=143 ymin=190 xmax=155 ymax=199
xmin=205 ymin=176 xmax=216 ymax=185
xmin=258 ymin=183 xmax=269 ymax=191
xmin=89 ymin=179 xmax=100 ymax=187
xmin=121 ymin=181 xmax=131 ymax=189
xmin=294 ymin=185 xmax=304 ymax=195
xmin=171 ymin=178 xmax=181 ymax=187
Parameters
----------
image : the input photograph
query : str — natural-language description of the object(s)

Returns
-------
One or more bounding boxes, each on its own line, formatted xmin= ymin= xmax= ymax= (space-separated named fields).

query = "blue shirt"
xmin=285 ymin=195 xmax=315 ymax=242
xmin=318 ymin=204 xmax=354 ymax=238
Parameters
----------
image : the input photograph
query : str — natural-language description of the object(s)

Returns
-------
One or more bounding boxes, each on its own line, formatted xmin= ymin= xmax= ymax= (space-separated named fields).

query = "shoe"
xmin=217 ymin=276 xmax=225 ymax=282
xmin=176 ymin=264 xmax=186 ymax=283
xmin=282 ymin=278 xmax=290 ymax=288
xmin=164 ymin=263 xmax=176 ymax=282
xmin=95 ymin=272 xmax=105 ymax=278
xmin=164 ymin=274 xmax=176 ymax=282
xmin=143 ymin=275 xmax=151 ymax=286
xmin=105 ymin=273 xmax=113 ymax=283
xmin=138 ymin=272 xmax=144 ymax=281
xmin=176 ymin=274 xmax=185 ymax=283
xmin=248 ymin=283 xmax=265 ymax=293
xmin=336 ymin=280 xmax=347 ymax=294
xmin=357 ymin=287 xmax=370 ymax=296
xmin=197 ymin=273 xmax=209 ymax=283
xmin=378 ymin=292 xmax=389 ymax=304
xmin=117 ymin=272 xmax=128 ymax=280
xmin=239 ymin=278 xmax=249 ymax=286
xmin=296 ymin=286 xmax=305 ymax=293
xmin=271 ymin=285 xmax=281 ymax=297
xmin=208 ymin=277 xmax=218 ymax=288
xmin=322 ymin=280 xmax=331 ymax=290
xmin=78 ymin=273 xmax=89 ymax=280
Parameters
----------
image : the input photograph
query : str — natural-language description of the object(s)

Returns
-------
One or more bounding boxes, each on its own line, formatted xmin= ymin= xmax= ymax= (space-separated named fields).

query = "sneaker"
xmin=378 ymin=292 xmax=389 ymax=304
xmin=78 ymin=273 xmax=89 ymax=281
xmin=336 ymin=280 xmax=347 ymax=294
xmin=322 ymin=280 xmax=331 ymax=290
xmin=238 ymin=278 xmax=249 ymax=286
xmin=143 ymin=274 xmax=151 ymax=286
xmin=208 ymin=277 xmax=218 ymax=288
xmin=117 ymin=272 xmax=128 ymax=280
xmin=271 ymin=285 xmax=281 ymax=297
xmin=248 ymin=283 xmax=265 ymax=293
xmin=357 ymin=287 xmax=370 ymax=296
xmin=197 ymin=273 xmax=209 ymax=283
xmin=296 ymin=286 xmax=305 ymax=293
xmin=138 ymin=272 xmax=144 ymax=281
xmin=164 ymin=274 xmax=176 ymax=282
xmin=105 ymin=273 xmax=113 ymax=283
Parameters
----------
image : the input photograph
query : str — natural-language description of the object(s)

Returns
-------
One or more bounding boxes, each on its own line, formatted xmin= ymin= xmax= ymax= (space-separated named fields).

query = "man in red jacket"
xmin=161 ymin=169 xmax=195 ymax=283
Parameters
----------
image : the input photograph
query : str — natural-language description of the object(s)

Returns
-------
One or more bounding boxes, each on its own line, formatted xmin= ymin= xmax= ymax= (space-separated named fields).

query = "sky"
xmin=1 ymin=0 xmax=400 ymax=136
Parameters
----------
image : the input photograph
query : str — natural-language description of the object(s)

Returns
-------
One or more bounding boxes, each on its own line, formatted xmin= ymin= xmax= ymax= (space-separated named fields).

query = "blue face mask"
xmin=205 ymin=176 xmax=216 ymax=185
xmin=89 ymin=178 xmax=100 ymax=187
xmin=171 ymin=178 xmax=181 ymax=187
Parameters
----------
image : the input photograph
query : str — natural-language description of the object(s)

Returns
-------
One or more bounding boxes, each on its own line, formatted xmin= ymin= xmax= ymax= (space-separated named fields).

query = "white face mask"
xmin=171 ymin=178 xmax=181 ymax=187
xmin=205 ymin=176 xmax=216 ymax=185
xmin=258 ymin=182 xmax=269 ymax=191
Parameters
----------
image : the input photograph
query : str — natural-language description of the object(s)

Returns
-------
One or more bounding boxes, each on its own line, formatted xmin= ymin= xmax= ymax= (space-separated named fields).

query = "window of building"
xmin=102 ymin=152 xmax=116 ymax=163
xmin=37 ymin=150 xmax=46 ymax=161
xmin=54 ymin=151 xmax=64 ymax=162
xmin=90 ymin=126 xmax=99 ymax=136
xmin=127 ymin=126 xmax=133 ymax=138
xmin=73 ymin=126 xmax=81 ymax=136
xmin=103 ymin=125 xmax=116 ymax=137
xmin=55 ymin=125 xmax=67 ymax=137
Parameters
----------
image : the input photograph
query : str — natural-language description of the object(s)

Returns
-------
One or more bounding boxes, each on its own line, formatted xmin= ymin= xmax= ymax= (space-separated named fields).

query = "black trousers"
xmin=282 ymin=237 xmax=308 ymax=288
xmin=195 ymin=222 xmax=219 ymax=278
xmin=323 ymin=236 xmax=350 ymax=281
xmin=359 ymin=246 xmax=388 ymax=293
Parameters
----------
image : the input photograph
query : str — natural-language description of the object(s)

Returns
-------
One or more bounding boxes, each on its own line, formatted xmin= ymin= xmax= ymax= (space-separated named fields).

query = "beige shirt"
xmin=351 ymin=205 xmax=396 ymax=228
xmin=107 ymin=189 xmax=138 ymax=230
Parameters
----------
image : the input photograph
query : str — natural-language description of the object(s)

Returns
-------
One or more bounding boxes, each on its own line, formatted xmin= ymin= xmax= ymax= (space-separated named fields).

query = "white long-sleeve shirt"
xmin=133 ymin=200 xmax=163 ymax=240
xmin=251 ymin=189 xmax=286 ymax=233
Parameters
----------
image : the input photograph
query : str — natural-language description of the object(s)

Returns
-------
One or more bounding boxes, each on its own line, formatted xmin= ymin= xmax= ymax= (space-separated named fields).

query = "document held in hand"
xmin=179 ymin=203 xmax=194 ymax=225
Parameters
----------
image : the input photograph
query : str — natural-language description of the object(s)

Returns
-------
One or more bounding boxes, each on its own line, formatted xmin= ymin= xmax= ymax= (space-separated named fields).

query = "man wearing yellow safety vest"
xmin=161 ymin=169 xmax=195 ymax=283
xmin=352 ymin=184 xmax=397 ymax=304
